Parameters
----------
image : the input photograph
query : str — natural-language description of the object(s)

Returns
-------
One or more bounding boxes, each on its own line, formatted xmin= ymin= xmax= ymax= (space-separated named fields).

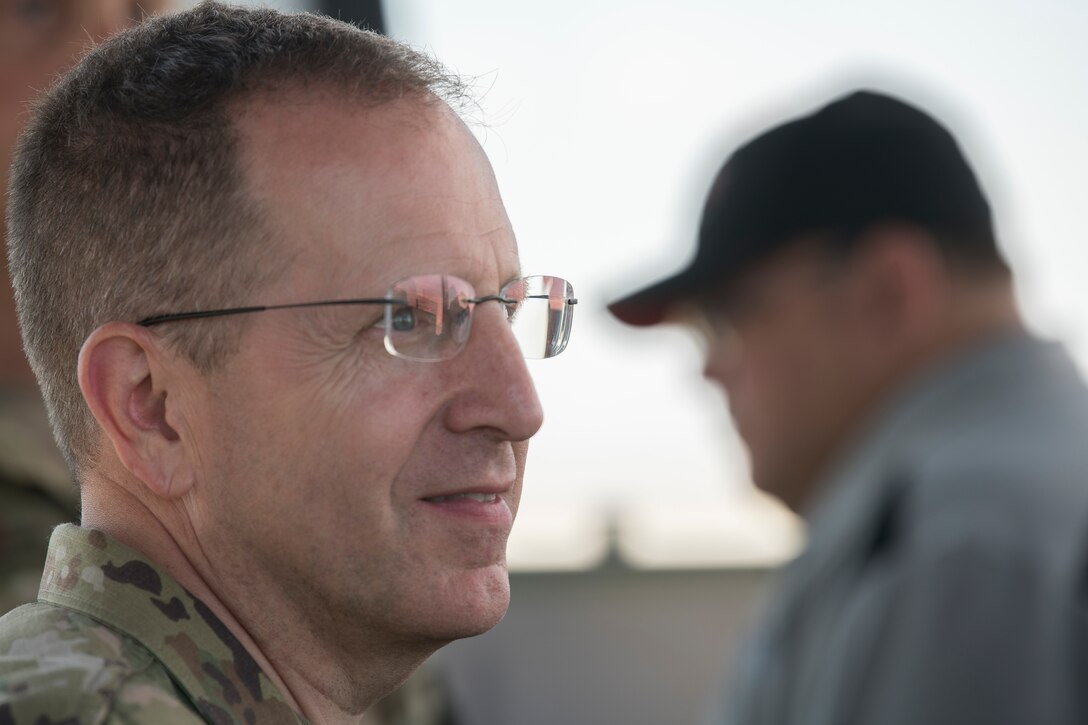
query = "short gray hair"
xmin=6 ymin=1 xmax=464 ymax=475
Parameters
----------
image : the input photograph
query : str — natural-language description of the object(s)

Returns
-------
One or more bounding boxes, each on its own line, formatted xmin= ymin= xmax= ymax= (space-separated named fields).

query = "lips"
xmin=418 ymin=483 xmax=514 ymax=525
xmin=424 ymin=492 xmax=499 ymax=503
xmin=420 ymin=479 xmax=512 ymax=504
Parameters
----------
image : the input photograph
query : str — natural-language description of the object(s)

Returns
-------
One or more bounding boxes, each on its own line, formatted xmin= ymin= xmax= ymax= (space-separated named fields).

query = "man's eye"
xmin=504 ymin=300 xmax=520 ymax=322
xmin=390 ymin=307 xmax=417 ymax=332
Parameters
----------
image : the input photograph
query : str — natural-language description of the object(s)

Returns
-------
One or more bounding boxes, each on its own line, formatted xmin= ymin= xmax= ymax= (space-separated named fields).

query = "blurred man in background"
xmin=0 ymin=0 xmax=172 ymax=614
xmin=610 ymin=90 xmax=1088 ymax=724
xmin=1 ymin=3 xmax=574 ymax=721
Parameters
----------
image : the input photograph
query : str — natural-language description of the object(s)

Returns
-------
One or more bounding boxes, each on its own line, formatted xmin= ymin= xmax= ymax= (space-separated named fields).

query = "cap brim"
xmin=608 ymin=268 xmax=706 ymax=327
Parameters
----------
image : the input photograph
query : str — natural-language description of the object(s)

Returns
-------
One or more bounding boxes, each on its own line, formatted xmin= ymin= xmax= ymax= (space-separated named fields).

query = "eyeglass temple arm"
xmin=138 ymin=293 xmax=577 ymax=327
xmin=138 ymin=306 xmax=271 ymax=326
xmin=137 ymin=297 xmax=399 ymax=327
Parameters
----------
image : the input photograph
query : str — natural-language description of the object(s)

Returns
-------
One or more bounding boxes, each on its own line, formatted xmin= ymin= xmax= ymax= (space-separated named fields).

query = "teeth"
xmin=428 ymin=492 xmax=498 ymax=503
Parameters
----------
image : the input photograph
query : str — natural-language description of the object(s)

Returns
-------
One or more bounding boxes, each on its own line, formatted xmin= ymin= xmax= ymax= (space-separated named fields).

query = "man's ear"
xmin=77 ymin=322 xmax=196 ymax=499
xmin=849 ymin=224 xmax=949 ymax=342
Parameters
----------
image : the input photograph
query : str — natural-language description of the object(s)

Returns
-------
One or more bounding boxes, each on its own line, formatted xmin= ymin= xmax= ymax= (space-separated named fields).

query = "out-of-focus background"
xmin=163 ymin=1 xmax=1088 ymax=721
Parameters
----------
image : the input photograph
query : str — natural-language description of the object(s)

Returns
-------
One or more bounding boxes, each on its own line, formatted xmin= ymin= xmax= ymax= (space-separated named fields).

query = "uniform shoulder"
xmin=0 ymin=602 xmax=201 ymax=724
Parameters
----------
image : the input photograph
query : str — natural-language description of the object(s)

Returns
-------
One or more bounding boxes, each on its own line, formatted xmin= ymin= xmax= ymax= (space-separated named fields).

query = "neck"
xmin=792 ymin=277 xmax=1025 ymax=514
xmin=899 ymin=274 xmax=1025 ymax=387
xmin=81 ymin=473 xmax=431 ymax=724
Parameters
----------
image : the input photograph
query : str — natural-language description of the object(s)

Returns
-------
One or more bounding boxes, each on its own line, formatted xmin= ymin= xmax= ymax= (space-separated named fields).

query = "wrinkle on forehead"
xmin=233 ymin=90 xmax=519 ymax=301
xmin=363 ymin=223 xmax=522 ymax=292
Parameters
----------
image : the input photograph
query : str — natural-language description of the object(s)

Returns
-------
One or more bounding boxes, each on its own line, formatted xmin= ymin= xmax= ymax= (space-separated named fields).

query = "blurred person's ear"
xmin=78 ymin=323 xmax=195 ymax=499
xmin=845 ymin=224 xmax=949 ymax=349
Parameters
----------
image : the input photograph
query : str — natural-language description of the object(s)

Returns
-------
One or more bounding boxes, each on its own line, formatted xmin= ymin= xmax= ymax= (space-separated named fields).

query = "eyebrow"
xmin=501 ymin=270 xmax=524 ymax=291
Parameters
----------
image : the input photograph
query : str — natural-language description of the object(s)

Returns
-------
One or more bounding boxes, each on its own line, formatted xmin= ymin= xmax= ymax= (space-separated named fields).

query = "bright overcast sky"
xmin=223 ymin=0 xmax=1088 ymax=566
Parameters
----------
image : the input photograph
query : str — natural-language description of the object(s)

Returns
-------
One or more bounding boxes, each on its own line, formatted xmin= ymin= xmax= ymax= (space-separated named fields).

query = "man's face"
xmin=183 ymin=96 xmax=544 ymax=648
xmin=700 ymin=242 xmax=868 ymax=511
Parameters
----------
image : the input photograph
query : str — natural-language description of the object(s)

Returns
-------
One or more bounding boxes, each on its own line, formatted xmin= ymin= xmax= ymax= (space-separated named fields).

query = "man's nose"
xmin=442 ymin=303 xmax=545 ymax=441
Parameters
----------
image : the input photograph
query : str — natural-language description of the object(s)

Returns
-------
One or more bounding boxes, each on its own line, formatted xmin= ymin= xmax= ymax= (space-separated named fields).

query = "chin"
xmin=751 ymin=459 xmax=815 ymax=513
xmin=423 ymin=564 xmax=512 ymax=641
xmin=749 ymin=455 xmax=788 ymax=501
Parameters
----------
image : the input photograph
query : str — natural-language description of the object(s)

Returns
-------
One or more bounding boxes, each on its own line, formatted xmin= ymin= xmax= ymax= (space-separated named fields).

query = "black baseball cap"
xmin=608 ymin=89 xmax=997 ymax=326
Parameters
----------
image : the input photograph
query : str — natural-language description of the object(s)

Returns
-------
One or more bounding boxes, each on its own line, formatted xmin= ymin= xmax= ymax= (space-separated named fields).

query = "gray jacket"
xmin=717 ymin=333 xmax=1088 ymax=725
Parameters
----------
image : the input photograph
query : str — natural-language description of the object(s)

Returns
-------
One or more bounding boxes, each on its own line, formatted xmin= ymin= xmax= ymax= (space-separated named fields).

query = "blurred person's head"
xmin=1 ymin=0 xmax=171 ymax=386
xmin=610 ymin=90 xmax=1019 ymax=513
xmin=6 ymin=2 xmax=574 ymax=714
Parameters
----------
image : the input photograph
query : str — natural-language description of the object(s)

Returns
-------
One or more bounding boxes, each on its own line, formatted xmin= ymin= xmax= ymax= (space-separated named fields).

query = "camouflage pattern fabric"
xmin=0 ymin=388 xmax=79 ymax=614
xmin=0 ymin=525 xmax=306 ymax=724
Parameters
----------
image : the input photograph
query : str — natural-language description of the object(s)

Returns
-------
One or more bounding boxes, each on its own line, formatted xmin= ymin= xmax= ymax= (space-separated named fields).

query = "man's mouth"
xmin=424 ymin=492 xmax=499 ymax=504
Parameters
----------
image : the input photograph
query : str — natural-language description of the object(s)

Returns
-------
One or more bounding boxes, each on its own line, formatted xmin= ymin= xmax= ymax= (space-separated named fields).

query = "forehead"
xmin=709 ymin=239 xmax=840 ymax=298
xmin=233 ymin=90 xmax=518 ymax=296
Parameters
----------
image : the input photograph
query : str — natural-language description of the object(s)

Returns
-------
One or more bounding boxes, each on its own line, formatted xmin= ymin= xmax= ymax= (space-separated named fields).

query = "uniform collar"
xmin=39 ymin=524 xmax=305 ymax=724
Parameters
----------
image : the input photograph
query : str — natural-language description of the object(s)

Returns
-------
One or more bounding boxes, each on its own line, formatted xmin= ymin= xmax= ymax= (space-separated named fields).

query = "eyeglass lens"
xmin=385 ymin=274 xmax=574 ymax=362
xmin=504 ymin=275 xmax=575 ymax=359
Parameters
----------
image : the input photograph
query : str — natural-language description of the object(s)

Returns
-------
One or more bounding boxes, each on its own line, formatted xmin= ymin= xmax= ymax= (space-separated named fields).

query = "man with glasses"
xmin=0 ymin=3 xmax=574 ymax=723
xmin=611 ymin=90 xmax=1088 ymax=724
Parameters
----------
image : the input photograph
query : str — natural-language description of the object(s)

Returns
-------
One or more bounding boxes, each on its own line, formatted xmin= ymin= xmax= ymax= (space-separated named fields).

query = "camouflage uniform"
xmin=0 ymin=524 xmax=305 ymax=723
xmin=0 ymin=388 xmax=79 ymax=614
